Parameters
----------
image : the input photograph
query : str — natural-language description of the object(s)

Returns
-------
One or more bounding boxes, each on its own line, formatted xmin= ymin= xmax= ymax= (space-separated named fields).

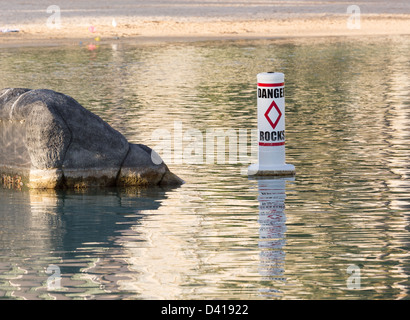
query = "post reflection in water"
xmin=255 ymin=177 xmax=293 ymax=298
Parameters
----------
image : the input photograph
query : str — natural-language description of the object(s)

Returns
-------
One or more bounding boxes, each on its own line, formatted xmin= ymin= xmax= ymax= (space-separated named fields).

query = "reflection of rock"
xmin=0 ymin=186 xmax=169 ymax=299
xmin=256 ymin=177 xmax=292 ymax=297
xmin=0 ymin=88 xmax=183 ymax=189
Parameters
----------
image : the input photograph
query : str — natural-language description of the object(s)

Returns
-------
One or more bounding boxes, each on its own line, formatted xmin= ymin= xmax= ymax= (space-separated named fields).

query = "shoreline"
xmin=1 ymin=14 xmax=410 ymax=48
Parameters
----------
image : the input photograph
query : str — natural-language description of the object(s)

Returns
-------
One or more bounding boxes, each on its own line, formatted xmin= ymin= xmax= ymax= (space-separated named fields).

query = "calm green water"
xmin=1 ymin=36 xmax=410 ymax=300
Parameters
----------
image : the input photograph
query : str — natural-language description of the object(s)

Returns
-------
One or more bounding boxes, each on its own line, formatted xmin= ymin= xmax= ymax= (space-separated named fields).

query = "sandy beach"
xmin=0 ymin=0 xmax=410 ymax=46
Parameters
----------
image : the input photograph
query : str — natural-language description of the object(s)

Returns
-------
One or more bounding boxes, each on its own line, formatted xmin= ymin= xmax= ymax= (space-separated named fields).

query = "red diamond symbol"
xmin=264 ymin=100 xmax=282 ymax=130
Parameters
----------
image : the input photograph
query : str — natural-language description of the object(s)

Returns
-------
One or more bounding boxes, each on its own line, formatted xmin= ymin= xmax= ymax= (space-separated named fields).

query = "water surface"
xmin=1 ymin=35 xmax=410 ymax=299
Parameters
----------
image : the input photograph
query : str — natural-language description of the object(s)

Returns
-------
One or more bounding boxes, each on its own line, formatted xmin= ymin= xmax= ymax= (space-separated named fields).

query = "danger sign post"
xmin=248 ymin=72 xmax=295 ymax=176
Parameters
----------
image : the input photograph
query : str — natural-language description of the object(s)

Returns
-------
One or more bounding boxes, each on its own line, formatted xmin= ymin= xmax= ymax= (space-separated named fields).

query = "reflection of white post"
xmin=256 ymin=177 xmax=292 ymax=293
xmin=248 ymin=72 xmax=295 ymax=176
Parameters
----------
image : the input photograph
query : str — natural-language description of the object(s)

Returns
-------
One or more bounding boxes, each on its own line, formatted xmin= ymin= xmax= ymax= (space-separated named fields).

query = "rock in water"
xmin=0 ymin=88 xmax=183 ymax=189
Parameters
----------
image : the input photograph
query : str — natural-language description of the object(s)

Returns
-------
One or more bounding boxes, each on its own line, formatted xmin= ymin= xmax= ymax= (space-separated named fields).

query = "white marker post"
xmin=248 ymin=72 xmax=295 ymax=176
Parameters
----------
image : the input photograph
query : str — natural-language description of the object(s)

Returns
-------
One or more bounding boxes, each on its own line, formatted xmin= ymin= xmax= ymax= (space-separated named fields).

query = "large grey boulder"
xmin=0 ymin=88 xmax=183 ymax=189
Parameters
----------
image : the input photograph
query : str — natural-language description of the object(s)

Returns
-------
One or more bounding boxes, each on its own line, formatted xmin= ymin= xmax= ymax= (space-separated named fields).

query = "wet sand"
xmin=0 ymin=1 xmax=409 ymax=47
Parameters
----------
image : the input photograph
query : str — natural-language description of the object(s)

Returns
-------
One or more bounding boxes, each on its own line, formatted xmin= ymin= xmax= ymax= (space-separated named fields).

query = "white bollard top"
xmin=257 ymin=72 xmax=284 ymax=84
